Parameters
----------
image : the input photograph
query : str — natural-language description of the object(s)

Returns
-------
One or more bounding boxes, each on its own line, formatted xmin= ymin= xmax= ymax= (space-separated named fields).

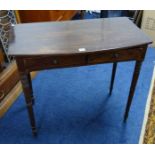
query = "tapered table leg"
xmin=109 ymin=62 xmax=117 ymax=95
xmin=19 ymin=72 xmax=37 ymax=136
xmin=27 ymin=73 xmax=35 ymax=105
xmin=124 ymin=61 xmax=142 ymax=122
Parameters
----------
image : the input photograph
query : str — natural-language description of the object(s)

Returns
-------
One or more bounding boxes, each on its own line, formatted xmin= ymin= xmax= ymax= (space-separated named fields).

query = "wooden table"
xmin=8 ymin=17 xmax=152 ymax=136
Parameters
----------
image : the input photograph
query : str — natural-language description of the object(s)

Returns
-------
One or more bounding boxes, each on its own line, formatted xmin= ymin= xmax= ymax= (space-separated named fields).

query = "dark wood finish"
xmin=16 ymin=58 xmax=36 ymax=135
xmin=8 ymin=17 xmax=152 ymax=56
xmin=27 ymin=72 xmax=34 ymax=105
xmin=14 ymin=47 xmax=146 ymax=73
xmin=0 ymin=10 xmax=78 ymax=118
xmin=8 ymin=17 xmax=152 ymax=135
xmin=109 ymin=63 xmax=117 ymax=95
xmin=124 ymin=60 xmax=143 ymax=122
xmin=20 ymin=72 xmax=36 ymax=136
xmin=22 ymin=55 xmax=86 ymax=71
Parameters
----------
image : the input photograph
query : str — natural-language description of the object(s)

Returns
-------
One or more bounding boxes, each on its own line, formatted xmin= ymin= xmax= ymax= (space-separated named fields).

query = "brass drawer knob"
xmin=52 ymin=59 xmax=58 ymax=64
xmin=113 ymin=53 xmax=119 ymax=58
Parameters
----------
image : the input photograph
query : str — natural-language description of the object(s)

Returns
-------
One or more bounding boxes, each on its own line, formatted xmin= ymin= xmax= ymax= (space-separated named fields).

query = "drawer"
xmin=23 ymin=55 xmax=86 ymax=71
xmin=87 ymin=47 xmax=145 ymax=64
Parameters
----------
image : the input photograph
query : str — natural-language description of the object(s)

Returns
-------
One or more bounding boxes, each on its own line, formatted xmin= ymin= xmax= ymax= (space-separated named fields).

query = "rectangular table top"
xmin=8 ymin=17 xmax=152 ymax=56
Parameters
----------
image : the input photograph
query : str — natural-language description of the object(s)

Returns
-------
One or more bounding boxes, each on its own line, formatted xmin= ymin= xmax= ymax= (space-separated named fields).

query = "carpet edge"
xmin=139 ymin=65 xmax=155 ymax=143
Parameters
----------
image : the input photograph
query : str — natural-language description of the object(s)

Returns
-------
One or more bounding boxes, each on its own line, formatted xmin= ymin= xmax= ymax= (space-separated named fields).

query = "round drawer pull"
xmin=114 ymin=53 xmax=119 ymax=58
xmin=139 ymin=48 xmax=144 ymax=51
xmin=52 ymin=59 xmax=58 ymax=64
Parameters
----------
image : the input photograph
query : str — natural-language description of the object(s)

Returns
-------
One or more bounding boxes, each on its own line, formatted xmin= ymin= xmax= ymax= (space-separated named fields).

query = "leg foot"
xmin=32 ymin=127 xmax=37 ymax=137
xmin=20 ymin=72 xmax=37 ymax=135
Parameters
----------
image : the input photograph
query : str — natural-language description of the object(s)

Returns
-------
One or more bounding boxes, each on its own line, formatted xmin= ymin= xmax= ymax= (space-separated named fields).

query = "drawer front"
xmin=87 ymin=47 xmax=145 ymax=64
xmin=23 ymin=55 xmax=86 ymax=71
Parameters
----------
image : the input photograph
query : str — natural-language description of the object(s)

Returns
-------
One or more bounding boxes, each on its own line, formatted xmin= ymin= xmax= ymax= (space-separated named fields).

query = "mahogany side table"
xmin=8 ymin=17 xmax=152 ymax=135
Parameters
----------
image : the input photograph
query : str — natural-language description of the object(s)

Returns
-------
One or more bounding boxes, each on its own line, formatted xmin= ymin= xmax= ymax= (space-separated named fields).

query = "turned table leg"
xmin=109 ymin=62 xmax=117 ymax=95
xmin=19 ymin=72 xmax=37 ymax=136
xmin=124 ymin=60 xmax=142 ymax=122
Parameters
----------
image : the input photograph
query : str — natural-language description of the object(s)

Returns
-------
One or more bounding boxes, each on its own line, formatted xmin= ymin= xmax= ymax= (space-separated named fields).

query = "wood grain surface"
xmin=8 ymin=17 xmax=152 ymax=57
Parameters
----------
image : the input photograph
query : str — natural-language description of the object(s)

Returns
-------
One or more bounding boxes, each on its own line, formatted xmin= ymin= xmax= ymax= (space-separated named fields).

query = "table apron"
xmin=16 ymin=47 xmax=146 ymax=72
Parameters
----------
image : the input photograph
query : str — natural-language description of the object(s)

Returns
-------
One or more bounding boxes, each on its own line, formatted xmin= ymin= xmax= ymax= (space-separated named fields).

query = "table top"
xmin=8 ymin=17 xmax=152 ymax=56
